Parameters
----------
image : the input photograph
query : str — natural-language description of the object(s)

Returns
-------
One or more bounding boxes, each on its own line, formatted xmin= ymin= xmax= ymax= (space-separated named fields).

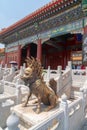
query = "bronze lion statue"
xmin=21 ymin=57 xmax=59 ymax=113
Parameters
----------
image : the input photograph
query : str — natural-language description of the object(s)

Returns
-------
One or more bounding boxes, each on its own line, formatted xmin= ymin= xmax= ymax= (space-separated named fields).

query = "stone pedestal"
xmin=12 ymin=99 xmax=60 ymax=129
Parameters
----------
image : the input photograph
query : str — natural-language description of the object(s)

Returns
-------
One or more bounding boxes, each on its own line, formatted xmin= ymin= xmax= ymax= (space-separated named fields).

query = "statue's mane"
xmin=26 ymin=57 xmax=43 ymax=79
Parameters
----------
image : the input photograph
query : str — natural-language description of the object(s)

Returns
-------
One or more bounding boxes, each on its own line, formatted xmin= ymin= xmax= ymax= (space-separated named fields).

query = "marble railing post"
xmin=4 ymin=64 xmax=7 ymax=70
xmin=5 ymin=112 xmax=20 ymax=130
xmin=46 ymin=66 xmax=50 ymax=84
xmin=67 ymin=61 xmax=72 ymax=83
xmin=86 ymin=67 xmax=87 ymax=76
xmin=0 ymin=64 xmax=2 ymax=71
xmin=56 ymin=66 xmax=63 ymax=93
xmin=0 ymin=80 xmax=4 ymax=94
xmin=57 ymin=66 xmax=62 ymax=76
xmin=4 ymin=64 xmax=7 ymax=75
xmin=0 ymin=127 xmax=3 ymax=130
xmin=60 ymin=94 xmax=69 ymax=130
xmin=0 ymin=64 xmax=3 ymax=80
xmin=65 ymin=66 xmax=69 ymax=70
xmin=15 ymin=79 xmax=22 ymax=105
xmin=19 ymin=66 xmax=24 ymax=76
xmin=68 ymin=61 xmax=72 ymax=70
xmin=10 ymin=64 xmax=15 ymax=74
xmin=80 ymin=88 xmax=87 ymax=129
xmin=23 ymin=63 xmax=26 ymax=71
xmin=80 ymin=88 xmax=86 ymax=118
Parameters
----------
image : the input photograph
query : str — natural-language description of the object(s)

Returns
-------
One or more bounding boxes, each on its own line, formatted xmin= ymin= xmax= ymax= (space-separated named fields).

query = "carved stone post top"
xmin=57 ymin=66 xmax=62 ymax=70
xmin=47 ymin=66 xmax=50 ymax=81
xmin=48 ymin=66 xmax=50 ymax=69
xmin=61 ymin=94 xmax=67 ymax=102
xmin=57 ymin=65 xmax=62 ymax=69
xmin=79 ymin=87 xmax=87 ymax=102
xmin=23 ymin=63 xmax=26 ymax=69
xmin=80 ymin=87 xmax=87 ymax=93
xmin=16 ymin=79 xmax=19 ymax=85
xmin=20 ymin=66 xmax=24 ymax=75
xmin=68 ymin=61 xmax=72 ymax=65
xmin=60 ymin=94 xmax=68 ymax=114
xmin=20 ymin=66 xmax=23 ymax=71
xmin=5 ymin=64 xmax=7 ymax=68
xmin=0 ymin=80 xmax=4 ymax=94
xmin=68 ymin=61 xmax=72 ymax=69
xmin=66 ymin=66 xmax=70 ymax=70
xmin=57 ymin=66 xmax=62 ymax=75
xmin=5 ymin=112 xmax=20 ymax=130
xmin=0 ymin=127 xmax=3 ymax=130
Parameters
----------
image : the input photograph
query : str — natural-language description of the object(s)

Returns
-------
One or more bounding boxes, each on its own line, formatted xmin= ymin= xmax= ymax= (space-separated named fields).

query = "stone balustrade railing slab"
xmin=1 ymin=61 xmax=87 ymax=130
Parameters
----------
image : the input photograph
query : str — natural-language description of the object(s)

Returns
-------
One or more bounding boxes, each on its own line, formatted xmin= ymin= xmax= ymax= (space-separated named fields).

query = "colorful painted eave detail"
xmin=82 ymin=0 xmax=87 ymax=11
xmin=41 ymin=20 xmax=83 ymax=38
xmin=5 ymin=19 xmax=83 ymax=49
xmin=0 ymin=0 xmax=77 ymax=36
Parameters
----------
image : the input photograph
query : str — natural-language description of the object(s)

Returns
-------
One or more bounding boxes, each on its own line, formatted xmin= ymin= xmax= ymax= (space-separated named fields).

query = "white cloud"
xmin=0 ymin=43 xmax=4 ymax=48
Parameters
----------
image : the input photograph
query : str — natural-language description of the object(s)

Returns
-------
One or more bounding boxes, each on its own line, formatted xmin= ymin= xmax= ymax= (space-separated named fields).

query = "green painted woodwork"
xmin=42 ymin=20 xmax=83 ymax=38
xmin=82 ymin=0 xmax=87 ymax=12
xmin=84 ymin=17 xmax=87 ymax=26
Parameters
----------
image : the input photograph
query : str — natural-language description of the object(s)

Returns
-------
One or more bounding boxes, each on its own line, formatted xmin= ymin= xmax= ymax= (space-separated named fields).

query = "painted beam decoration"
xmin=82 ymin=0 xmax=87 ymax=65
xmin=5 ymin=46 xmax=18 ymax=53
xmin=82 ymin=0 xmax=87 ymax=12
xmin=82 ymin=34 xmax=87 ymax=64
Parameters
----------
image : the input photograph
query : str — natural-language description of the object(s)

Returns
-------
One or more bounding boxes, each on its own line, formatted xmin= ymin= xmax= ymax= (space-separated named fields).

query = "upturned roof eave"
xmin=0 ymin=0 xmax=63 ymax=36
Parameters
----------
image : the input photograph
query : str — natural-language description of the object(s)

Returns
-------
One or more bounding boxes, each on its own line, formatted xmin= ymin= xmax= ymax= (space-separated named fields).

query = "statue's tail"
xmin=49 ymin=78 xmax=57 ymax=95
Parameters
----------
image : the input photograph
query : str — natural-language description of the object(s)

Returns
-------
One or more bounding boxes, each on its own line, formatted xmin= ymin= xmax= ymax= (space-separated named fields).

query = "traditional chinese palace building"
xmin=0 ymin=0 xmax=87 ymax=69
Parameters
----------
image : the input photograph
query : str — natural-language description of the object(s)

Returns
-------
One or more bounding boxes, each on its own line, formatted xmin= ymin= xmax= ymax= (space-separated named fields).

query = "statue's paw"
xmin=36 ymin=109 xmax=40 ymax=114
xmin=32 ymin=100 xmax=38 ymax=104
xmin=44 ymin=106 xmax=53 ymax=112
xmin=22 ymin=103 xmax=27 ymax=107
xmin=44 ymin=108 xmax=49 ymax=112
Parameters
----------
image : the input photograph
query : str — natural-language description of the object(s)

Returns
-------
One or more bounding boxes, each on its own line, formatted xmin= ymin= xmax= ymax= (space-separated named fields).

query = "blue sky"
xmin=0 ymin=0 xmax=51 ymax=48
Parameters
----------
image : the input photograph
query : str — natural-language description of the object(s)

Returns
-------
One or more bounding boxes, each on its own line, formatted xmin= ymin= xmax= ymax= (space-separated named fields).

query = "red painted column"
xmin=37 ymin=39 xmax=42 ymax=61
xmin=5 ymin=52 xmax=7 ymax=64
xmin=84 ymin=25 xmax=87 ymax=34
xmin=27 ymin=44 xmax=30 ymax=57
xmin=18 ymin=45 xmax=21 ymax=69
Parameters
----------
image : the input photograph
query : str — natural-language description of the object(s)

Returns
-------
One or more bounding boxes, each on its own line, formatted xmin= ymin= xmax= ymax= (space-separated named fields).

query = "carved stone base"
xmin=12 ymin=99 xmax=60 ymax=129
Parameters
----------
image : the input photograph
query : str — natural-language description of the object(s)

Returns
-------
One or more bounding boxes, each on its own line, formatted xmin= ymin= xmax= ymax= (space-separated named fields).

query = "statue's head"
xmin=21 ymin=57 xmax=43 ymax=84
xmin=21 ymin=66 xmax=34 ymax=85
xmin=23 ymin=67 xmax=33 ymax=79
